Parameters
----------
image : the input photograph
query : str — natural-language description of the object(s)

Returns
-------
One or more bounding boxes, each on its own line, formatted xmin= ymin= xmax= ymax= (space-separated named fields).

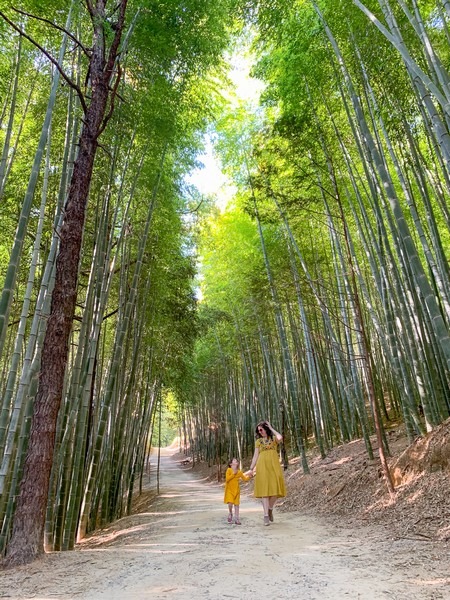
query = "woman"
xmin=249 ymin=420 xmax=286 ymax=526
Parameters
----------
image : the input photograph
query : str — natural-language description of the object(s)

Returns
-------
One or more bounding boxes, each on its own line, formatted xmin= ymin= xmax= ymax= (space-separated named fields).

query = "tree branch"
xmin=0 ymin=10 xmax=88 ymax=114
xmin=180 ymin=198 xmax=205 ymax=214
xmin=108 ymin=3 xmax=123 ymax=18
xmin=96 ymin=63 xmax=122 ymax=140
xmin=102 ymin=308 xmax=119 ymax=321
xmin=94 ymin=0 xmax=128 ymax=141
xmin=11 ymin=7 xmax=92 ymax=59
xmin=105 ymin=0 xmax=128 ymax=75
xmin=83 ymin=0 xmax=95 ymax=18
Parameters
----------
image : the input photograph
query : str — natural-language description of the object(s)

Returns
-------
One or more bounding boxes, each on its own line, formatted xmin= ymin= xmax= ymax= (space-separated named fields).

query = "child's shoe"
xmin=234 ymin=520 xmax=241 ymax=525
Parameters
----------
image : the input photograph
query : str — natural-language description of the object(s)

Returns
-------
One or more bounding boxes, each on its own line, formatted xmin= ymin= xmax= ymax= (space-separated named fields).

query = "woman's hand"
xmin=266 ymin=421 xmax=283 ymax=441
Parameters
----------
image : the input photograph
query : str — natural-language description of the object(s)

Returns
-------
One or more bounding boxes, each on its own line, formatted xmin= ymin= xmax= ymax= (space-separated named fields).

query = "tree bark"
xmin=4 ymin=0 xmax=128 ymax=566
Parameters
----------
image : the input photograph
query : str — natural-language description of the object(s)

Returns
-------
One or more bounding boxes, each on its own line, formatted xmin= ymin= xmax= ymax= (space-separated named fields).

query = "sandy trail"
xmin=1 ymin=448 xmax=449 ymax=600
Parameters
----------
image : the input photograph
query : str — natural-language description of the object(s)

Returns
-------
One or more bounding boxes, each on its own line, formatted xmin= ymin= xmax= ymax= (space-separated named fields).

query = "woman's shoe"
xmin=263 ymin=516 xmax=270 ymax=526
xmin=227 ymin=514 xmax=233 ymax=524
xmin=268 ymin=509 xmax=274 ymax=522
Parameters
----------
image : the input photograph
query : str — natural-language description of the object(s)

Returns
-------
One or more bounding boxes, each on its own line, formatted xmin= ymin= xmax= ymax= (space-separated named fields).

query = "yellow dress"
xmin=224 ymin=468 xmax=250 ymax=505
xmin=254 ymin=437 xmax=286 ymax=498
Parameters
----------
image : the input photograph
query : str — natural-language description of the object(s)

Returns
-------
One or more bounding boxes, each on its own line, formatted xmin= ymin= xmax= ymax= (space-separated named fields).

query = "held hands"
xmin=244 ymin=469 xmax=254 ymax=478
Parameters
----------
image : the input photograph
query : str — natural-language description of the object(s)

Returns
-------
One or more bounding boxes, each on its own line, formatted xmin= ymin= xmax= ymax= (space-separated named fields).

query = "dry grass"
xmin=281 ymin=418 xmax=450 ymax=543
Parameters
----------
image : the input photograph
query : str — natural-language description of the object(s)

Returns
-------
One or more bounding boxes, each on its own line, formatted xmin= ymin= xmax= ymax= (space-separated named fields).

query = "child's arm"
xmin=225 ymin=468 xmax=237 ymax=482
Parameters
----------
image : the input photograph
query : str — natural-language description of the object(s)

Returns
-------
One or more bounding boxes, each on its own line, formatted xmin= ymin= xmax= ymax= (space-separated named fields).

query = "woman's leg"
xmin=268 ymin=496 xmax=277 ymax=521
xmin=261 ymin=497 xmax=270 ymax=525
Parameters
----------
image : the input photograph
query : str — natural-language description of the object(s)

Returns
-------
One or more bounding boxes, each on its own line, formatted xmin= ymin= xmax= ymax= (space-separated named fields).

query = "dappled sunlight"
xmin=161 ymin=477 xmax=214 ymax=488
xmin=2 ymin=453 xmax=448 ymax=600
xmin=125 ymin=548 xmax=195 ymax=555
xmin=145 ymin=585 xmax=190 ymax=595
xmin=438 ymin=525 xmax=450 ymax=539
xmin=407 ymin=488 xmax=424 ymax=503
xmin=158 ymin=492 xmax=184 ymax=498
xmin=126 ymin=542 xmax=197 ymax=548
xmin=138 ymin=507 xmax=225 ymax=517
xmin=76 ymin=545 xmax=197 ymax=555
xmin=409 ymin=577 xmax=450 ymax=584
xmin=410 ymin=578 xmax=450 ymax=586
xmin=331 ymin=457 xmax=353 ymax=466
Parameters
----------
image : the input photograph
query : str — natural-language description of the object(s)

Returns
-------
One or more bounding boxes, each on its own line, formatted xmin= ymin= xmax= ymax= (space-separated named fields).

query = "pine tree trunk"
xmin=4 ymin=1 xmax=128 ymax=566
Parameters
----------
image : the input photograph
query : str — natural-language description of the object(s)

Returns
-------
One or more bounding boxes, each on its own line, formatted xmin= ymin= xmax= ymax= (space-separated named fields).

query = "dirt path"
xmin=1 ymin=448 xmax=449 ymax=599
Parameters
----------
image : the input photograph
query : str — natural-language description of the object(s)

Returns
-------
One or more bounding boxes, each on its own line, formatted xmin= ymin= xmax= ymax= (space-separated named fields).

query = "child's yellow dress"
xmin=224 ymin=468 xmax=250 ymax=505
xmin=254 ymin=437 xmax=286 ymax=498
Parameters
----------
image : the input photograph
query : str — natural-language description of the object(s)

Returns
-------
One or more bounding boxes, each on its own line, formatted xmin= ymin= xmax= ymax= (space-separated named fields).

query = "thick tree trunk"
xmin=4 ymin=1 xmax=128 ymax=566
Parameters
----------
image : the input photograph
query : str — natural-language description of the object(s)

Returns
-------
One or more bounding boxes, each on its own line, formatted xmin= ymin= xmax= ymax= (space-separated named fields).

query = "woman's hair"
xmin=255 ymin=421 xmax=273 ymax=439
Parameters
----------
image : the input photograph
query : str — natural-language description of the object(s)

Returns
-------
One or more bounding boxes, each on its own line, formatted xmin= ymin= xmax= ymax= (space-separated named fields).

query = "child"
xmin=224 ymin=458 xmax=253 ymax=525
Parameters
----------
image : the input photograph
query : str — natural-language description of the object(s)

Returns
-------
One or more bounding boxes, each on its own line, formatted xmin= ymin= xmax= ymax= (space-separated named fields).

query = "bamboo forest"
xmin=0 ymin=0 xmax=449 ymax=583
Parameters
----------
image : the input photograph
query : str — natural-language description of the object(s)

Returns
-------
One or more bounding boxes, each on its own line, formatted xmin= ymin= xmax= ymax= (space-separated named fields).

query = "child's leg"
xmin=234 ymin=504 xmax=240 ymax=522
xmin=227 ymin=502 xmax=233 ymax=523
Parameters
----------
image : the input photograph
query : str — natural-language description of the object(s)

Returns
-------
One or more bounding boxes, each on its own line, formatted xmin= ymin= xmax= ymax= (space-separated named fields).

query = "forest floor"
xmin=0 ymin=420 xmax=449 ymax=599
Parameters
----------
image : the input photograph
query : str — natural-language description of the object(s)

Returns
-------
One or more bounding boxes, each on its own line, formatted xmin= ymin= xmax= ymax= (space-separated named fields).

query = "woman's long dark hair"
xmin=255 ymin=421 xmax=273 ymax=439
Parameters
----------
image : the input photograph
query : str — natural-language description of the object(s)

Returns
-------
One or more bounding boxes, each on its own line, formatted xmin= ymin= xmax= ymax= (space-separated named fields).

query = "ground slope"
xmin=281 ymin=419 xmax=450 ymax=543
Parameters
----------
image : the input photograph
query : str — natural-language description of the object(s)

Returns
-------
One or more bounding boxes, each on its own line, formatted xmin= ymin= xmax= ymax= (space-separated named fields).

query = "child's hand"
xmin=244 ymin=470 xmax=253 ymax=478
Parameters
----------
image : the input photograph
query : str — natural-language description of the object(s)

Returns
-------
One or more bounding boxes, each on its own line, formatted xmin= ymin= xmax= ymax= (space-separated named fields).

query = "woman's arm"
xmin=249 ymin=447 xmax=259 ymax=472
xmin=266 ymin=421 xmax=283 ymax=442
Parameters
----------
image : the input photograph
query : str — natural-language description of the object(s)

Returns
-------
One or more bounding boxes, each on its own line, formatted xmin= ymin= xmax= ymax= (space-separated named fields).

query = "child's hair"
xmin=228 ymin=457 xmax=238 ymax=468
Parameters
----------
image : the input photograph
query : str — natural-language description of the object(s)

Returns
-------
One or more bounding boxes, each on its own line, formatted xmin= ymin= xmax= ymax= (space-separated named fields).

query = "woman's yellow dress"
xmin=254 ymin=437 xmax=286 ymax=498
xmin=224 ymin=468 xmax=249 ymax=505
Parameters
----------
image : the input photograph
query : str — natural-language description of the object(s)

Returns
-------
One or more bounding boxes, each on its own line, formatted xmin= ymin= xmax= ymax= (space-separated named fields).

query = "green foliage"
xmin=0 ymin=0 xmax=243 ymax=554
xmin=1 ymin=0 xmax=450 ymax=552
xmin=183 ymin=0 xmax=450 ymax=472
xmin=153 ymin=390 xmax=178 ymax=447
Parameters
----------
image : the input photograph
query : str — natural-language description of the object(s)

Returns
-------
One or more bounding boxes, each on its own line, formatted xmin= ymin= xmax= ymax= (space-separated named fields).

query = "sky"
xmin=186 ymin=137 xmax=235 ymax=210
xmin=185 ymin=50 xmax=264 ymax=211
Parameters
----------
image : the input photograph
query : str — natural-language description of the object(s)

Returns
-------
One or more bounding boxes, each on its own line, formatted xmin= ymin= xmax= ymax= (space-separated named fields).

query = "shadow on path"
xmin=1 ymin=448 xmax=449 ymax=599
